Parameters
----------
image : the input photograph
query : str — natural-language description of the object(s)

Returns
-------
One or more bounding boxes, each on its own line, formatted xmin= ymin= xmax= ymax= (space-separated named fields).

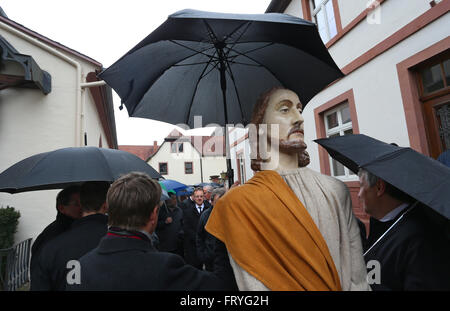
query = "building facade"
xmin=148 ymin=129 xmax=227 ymax=186
xmin=0 ymin=11 xmax=117 ymax=243
xmin=230 ymin=0 xmax=449 ymax=226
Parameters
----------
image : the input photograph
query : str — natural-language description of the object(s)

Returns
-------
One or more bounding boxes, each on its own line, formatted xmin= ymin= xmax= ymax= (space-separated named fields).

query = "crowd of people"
xmin=28 ymin=86 xmax=449 ymax=291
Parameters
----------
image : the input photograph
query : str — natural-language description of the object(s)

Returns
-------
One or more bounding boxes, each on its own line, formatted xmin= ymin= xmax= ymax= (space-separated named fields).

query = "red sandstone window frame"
xmin=314 ymin=89 xmax=360 ymax=177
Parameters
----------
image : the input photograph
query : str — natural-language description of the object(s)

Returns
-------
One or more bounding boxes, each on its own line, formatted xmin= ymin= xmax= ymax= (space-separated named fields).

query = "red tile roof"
xmin=119 ymin=144 xmax=159 ymax=161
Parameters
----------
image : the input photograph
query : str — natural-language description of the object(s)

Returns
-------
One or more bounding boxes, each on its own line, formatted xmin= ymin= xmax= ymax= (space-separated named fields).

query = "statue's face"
xmin=262 ymin=88 xmax=304 ymax=145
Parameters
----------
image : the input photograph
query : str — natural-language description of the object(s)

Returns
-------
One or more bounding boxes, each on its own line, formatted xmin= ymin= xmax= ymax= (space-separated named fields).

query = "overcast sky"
xmin=1 ymin=0 xmax=272 ymax=145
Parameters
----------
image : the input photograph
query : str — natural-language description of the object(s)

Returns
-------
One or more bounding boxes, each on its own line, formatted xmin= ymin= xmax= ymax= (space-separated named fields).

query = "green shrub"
xmin=0 ymin=206 xmax=21 ymax=249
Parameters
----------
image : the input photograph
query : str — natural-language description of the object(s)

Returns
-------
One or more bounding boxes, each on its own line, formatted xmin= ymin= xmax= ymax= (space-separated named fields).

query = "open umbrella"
xmin=315 ymin=134 xmax=450 ymax=219
xmin=99 ymin=9 xmax=343 ymax=186
xmin=0 ymin=147 xmax=161 ymax=193
xmin=177 ymin=186 xmax=194 ymax=196
xmin=159 ymin=179 xmax=188 ymax=194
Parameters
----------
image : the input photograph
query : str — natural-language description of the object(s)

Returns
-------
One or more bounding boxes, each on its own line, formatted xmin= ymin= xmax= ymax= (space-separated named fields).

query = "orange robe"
xmin=206 ymin=170 xmax=342 ymax=291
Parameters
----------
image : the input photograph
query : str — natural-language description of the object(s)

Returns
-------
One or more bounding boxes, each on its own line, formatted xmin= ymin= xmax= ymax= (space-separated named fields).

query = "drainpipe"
xmin=80 ymin=80 xmax=107 ymax=146
xmin=0 ymin=21 xmax=85 ymax=146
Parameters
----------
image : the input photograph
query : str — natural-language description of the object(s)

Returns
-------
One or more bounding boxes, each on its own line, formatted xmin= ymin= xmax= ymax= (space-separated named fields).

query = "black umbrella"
xmin=0 ymin=147 xmax=161 ymax=193
xmin=315 ymin=134 xmax=450 ymax=219
xmin=99 ymin=9 xmax=343 ymax=186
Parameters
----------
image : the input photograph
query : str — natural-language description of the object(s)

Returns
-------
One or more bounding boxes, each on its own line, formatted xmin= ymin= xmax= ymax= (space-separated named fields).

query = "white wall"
xmin=303 ymin=12 xmax=449 ymax=173
xmin=149 ymin=140 xmax=227 ymax=186
xmin=200 ymin=156 xmax=227 ymax=183
xmin=330 ymin=0 xmax=431 ymax=68
xmin=0 ymin=24 xmax=112 ymax=244
xmin=284 ymin=0 xmax=302 ymax=17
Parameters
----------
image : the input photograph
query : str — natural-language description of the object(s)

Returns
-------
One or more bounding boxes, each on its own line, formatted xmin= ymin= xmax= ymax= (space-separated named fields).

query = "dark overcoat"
xmin=31 ymin=214 xmax=108 ymax=291
xmin=66 ymin=234 xmax=238 ymax=291
xmin=156 ymin=203 xmax=184 ymax=255
xmin=364 ymin=205 xmax=450 ymax=290
xmin=181 ymin=199 xmax=211 ymax=269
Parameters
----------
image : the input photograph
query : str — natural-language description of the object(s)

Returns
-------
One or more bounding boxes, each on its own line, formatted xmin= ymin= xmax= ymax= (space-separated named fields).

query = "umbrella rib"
xmin=226 ymin=42 xmax=275 ymax=61
xmin=172 ymin=61 xmax=216 ymax=67
xmin=185 ymin=53 xmax=218 ymax=124
xmin=199 ymin=60 xmax=220 ymax=80
xmin=224 ymin=21 xmax=253 ymax=56
xmin=224 ymin=21 xmax=252 ymax=44
xmin=226 ymin=46 xmax=285 ymax=86
xmin=169 ymin=40 xmax=219 ymax=60
xmin=223 ymin=58 xmax=246 ymax=124
xmin=227 ymin=60 xmax=262 ymax=67
xmin=202 ymin=20 xmax=220 ymax=44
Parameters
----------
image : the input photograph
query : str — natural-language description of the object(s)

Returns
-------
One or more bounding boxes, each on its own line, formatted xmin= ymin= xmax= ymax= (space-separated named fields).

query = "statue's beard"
xmin=278 ymin=138 xmax=310 ymax=167
xmin=279 ymin=138 xmax=307 ymax=154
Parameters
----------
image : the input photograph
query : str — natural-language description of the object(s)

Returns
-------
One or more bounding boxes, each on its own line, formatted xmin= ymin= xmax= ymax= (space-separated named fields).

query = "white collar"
xmin=379 ymin=203 xmax=409 ymax=222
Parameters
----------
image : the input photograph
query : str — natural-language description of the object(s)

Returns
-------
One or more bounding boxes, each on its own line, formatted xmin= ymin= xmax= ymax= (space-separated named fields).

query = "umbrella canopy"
xmin=315 ymin=134 xmax=450 ymax=219
xmin=194 ymin=182 xmax=222 ymax=188
xmin=159 ymin=179 xmax=188 ymax=193
xmin=177 ymin=186 xmax=194 ymax=196
xmin=99 ymin=9 xmax=343 ymax=127
xmin=0 ymin=147 xmax=161 ymax=194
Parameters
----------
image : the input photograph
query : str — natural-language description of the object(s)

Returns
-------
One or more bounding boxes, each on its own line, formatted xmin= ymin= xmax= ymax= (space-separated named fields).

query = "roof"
xmin=149 ymin=129 xmax=225 ymax=160
xmin=119 ymin=144 xmax=160 ymax=161
xmin=0 ymin=13 xmax=102 ymax=67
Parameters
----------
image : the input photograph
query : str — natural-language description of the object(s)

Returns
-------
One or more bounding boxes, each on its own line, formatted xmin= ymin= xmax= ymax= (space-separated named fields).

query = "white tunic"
xmin=228 ymin=167 xmax=370 ymax=291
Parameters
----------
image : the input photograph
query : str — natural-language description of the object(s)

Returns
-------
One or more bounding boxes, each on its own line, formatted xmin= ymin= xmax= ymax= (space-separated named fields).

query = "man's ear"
xmin=56 ymin=204 xmax=63 ymax=213
xmin=376 ymin=179 xmax=386 ymax=197
xmin=100 ymin=202 xmax=107 ymax=214
xmin=150 ymin=205 xmax=160 ymax=224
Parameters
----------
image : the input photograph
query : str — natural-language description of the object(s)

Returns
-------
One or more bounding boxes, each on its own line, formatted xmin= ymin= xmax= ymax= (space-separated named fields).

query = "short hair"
xmin=107 ymin=172 xmax=161 ymax=231
xmin=194 ymin=187 xmax=204 ymax=194
xmin=203 ymin=185 xmax=213 ymax=193
xmin=56 ymin=185 xmax=81 ymax=210
xmin=211 ymin=187 xmax=226 ymax=200
xmin=80 ymin=181 xmax=110 ymax=213
xmin=358 ymin=168 xmax=415 ymax=204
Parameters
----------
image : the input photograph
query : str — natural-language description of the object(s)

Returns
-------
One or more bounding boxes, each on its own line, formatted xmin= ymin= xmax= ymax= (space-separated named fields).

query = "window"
xmin=159 ymin=162 xmax=168 ymax=175
xmin=170 ymin=142 xmax=183 ymax=153
xmin=324 ymin=103 xmax=355 ymax=178
xmin=417 ymin=57 xmax=450 ymax=97
xmin=184 ymin=162 xmax=193 ymax=174
xmin=311 ymin=0 xmax=337 ymax=43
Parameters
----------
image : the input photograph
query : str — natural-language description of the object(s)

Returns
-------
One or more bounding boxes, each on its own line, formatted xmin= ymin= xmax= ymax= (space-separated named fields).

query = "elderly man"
xmin=358 ymin=168 xmax=450 ymax=290
xmin=203 ymin=185 xmax=213 ymax=204
xmin=206 ymin=87 xmax=369 ymax=291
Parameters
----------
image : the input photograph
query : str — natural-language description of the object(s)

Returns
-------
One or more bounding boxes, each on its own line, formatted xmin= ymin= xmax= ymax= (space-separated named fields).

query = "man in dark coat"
xmin=196 ymin=187 xmax=226 ymax=271
xmin=31 ymin=181 xmax=110 ymax=291
xmin=181 ymin=187 xmax=211 ymax=269
xmin=30 ymin=186 xmax=82 ymax=274
xmin=156 ymin=191 xmax=184 ymax=257
xmin=66 ymin=172 xmax=237 ymax=291
xmin=358 ymin=168 xmax=450 ymax=290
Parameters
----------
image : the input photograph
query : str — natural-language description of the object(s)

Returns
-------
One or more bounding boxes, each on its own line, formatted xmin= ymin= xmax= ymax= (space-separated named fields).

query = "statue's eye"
xmin=279 ymin=106 xmax=289 ymax=113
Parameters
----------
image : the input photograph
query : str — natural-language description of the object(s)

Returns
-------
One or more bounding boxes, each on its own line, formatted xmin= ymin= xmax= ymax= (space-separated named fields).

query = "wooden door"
xmin=423 ymin=93 xmax=450 ymax=159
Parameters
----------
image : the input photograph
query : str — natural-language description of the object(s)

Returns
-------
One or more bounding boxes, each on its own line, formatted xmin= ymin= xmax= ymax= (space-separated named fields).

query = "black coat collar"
xmin=97 ymin=234 xmax=156 ymax=254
